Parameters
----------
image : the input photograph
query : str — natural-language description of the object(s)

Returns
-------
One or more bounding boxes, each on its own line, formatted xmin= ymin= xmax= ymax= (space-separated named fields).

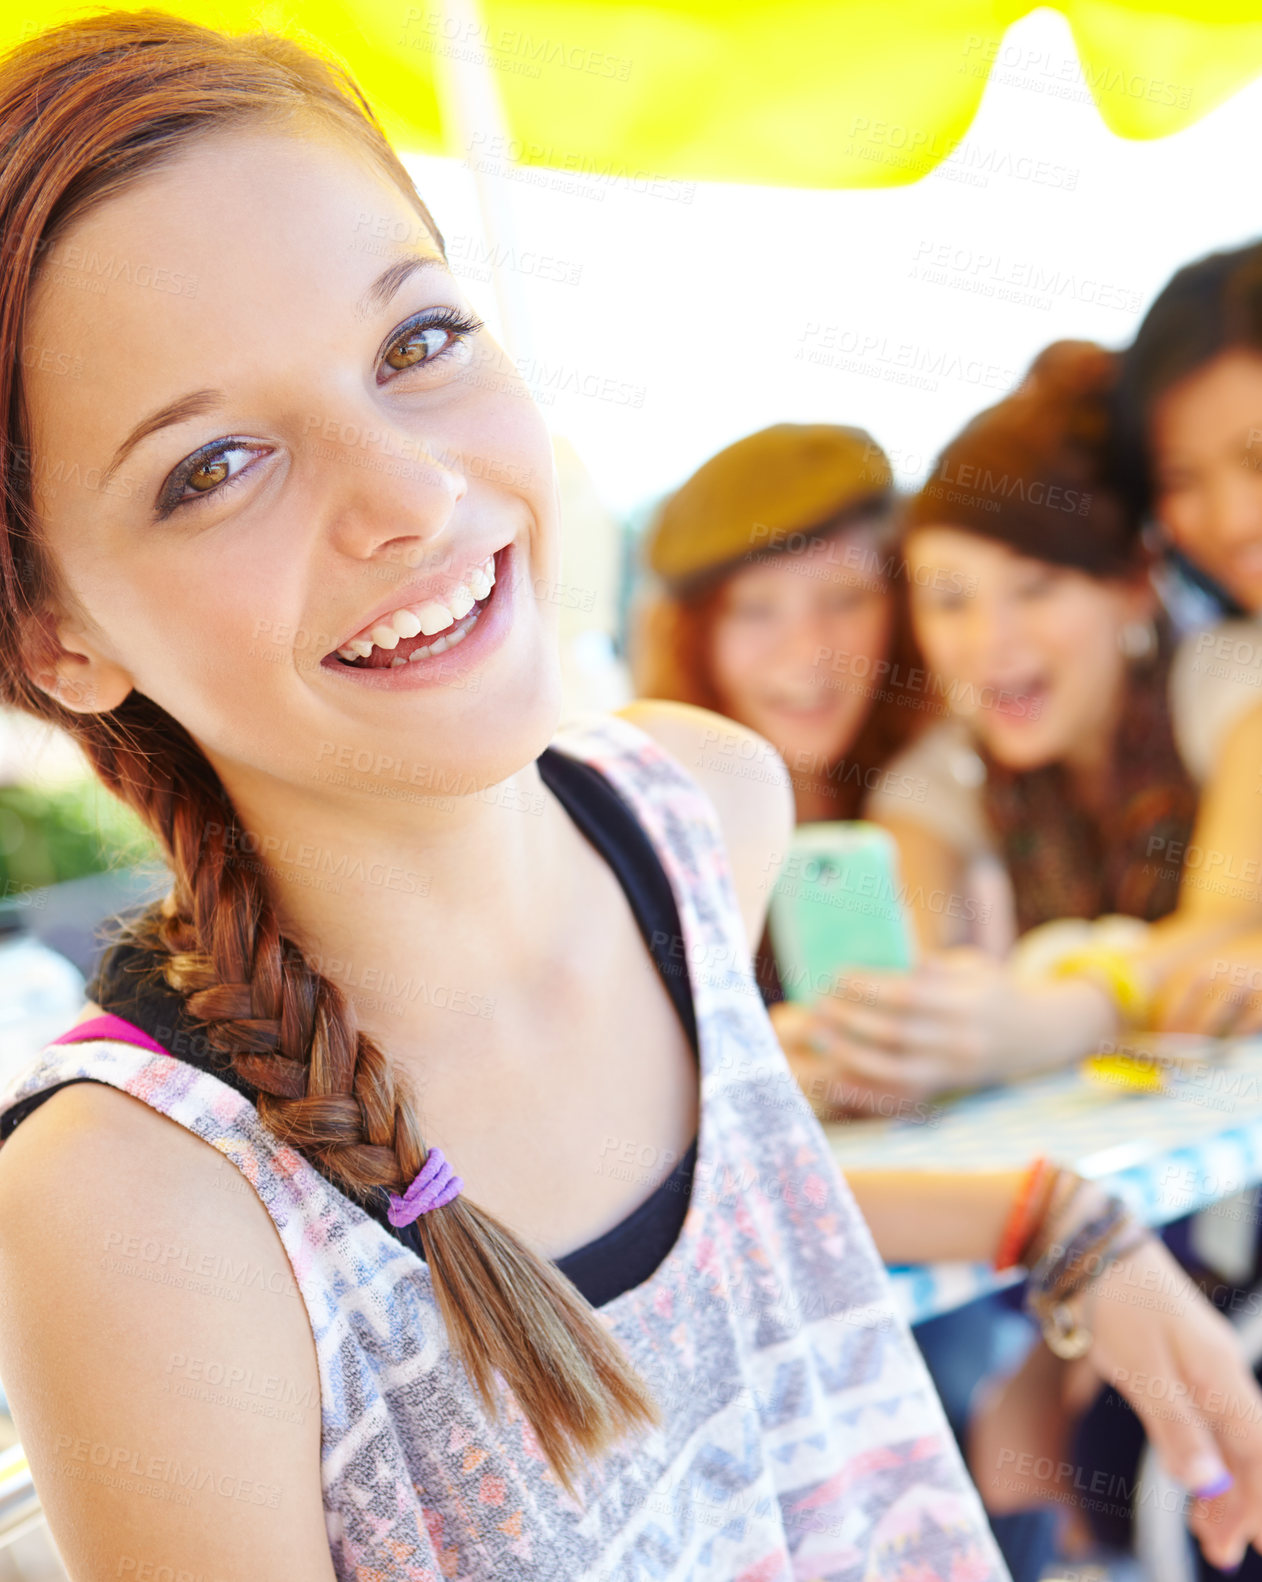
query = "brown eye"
xmin=187 ymin=457 xmax=229 ymax=493
xmin=384 ymin=325 xmax=450 ymax=371
xmin=157 ymin=441 xmax=270 ymax=518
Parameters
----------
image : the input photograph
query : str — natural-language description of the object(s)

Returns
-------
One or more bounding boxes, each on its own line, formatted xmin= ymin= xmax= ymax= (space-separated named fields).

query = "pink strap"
xmin=51 ymin=1013 xmax=172 ymax=1060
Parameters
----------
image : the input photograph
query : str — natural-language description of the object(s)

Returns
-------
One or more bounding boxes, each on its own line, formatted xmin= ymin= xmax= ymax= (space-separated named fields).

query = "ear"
xmin=1118 ymin=570 xmax=1158 ymax=625
xmin=23 ymin=608 xmax=134 ymax=716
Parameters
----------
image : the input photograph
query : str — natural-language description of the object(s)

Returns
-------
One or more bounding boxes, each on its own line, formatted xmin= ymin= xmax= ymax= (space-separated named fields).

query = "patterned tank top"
xmin=0 ymin=712 xmax=1008 ymax=1582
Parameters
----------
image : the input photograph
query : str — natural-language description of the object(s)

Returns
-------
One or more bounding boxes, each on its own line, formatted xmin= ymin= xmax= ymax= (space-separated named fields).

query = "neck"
xmin=1060 ymin=672 xmax=1130 ymax=815
xmin=210 ymin=749 xmax=578 ymax=1053
xmin=791 ymin=774 xmax=839 ymax=824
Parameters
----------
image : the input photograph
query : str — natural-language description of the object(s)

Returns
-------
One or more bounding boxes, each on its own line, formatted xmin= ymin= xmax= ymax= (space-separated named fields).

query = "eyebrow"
xmin=357 ymin=251 xmax=447 ymax=318
xmin=103 ymin=389 xmax=225 ymax=489
xmin=102 ymin=252 xmax=447 ymax=488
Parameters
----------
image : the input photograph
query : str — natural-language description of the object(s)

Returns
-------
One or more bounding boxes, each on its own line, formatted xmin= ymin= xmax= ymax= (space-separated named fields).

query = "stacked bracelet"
xmin=994 ymin=1156 xmax=1055 ymax=1272
xmin=1023 ymin=1184 xmax=1149 ymax=1358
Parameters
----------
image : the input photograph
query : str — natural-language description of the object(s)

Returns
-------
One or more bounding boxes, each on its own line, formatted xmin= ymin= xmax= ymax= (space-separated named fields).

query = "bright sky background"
xmin=403 ymin=5 xmax=1262 ymax=521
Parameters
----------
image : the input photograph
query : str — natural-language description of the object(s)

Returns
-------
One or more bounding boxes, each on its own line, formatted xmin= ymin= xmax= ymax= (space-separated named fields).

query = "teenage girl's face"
xmin=906 ymin=527 xmax=1148 ymax=772
xmin=1150 ymin=348 xmax=1262 ymax=614
xmin=707 ymin=530 xmax=892 ymax=775
xmin=21 ymin=125 xmax=562 ymax=811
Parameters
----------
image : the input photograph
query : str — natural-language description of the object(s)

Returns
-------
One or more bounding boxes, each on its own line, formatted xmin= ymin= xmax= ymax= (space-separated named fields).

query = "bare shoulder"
xmin=616 ymin=700 xmax=795 ymax=945
xmin=0 ymin=1081 xmax=336 ymax=1577
xmin=0 ymin=1078 xmax=267 ymax=1249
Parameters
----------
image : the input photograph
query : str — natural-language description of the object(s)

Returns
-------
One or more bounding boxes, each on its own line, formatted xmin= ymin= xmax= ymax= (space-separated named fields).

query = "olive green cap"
xmin=646 ymin=423 xmax=893 ymax=591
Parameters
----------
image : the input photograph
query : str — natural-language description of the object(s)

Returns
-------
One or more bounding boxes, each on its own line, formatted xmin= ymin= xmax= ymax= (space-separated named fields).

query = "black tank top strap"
xmin=536 ymin=744 xmax=699 ymax=1057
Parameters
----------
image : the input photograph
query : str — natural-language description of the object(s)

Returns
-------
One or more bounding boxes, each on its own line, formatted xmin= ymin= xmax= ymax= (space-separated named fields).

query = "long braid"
xmin=82 ymin=697 xmax=661 ymax=1494
xmin=0 ymin=11 xmax=660 ymax=1496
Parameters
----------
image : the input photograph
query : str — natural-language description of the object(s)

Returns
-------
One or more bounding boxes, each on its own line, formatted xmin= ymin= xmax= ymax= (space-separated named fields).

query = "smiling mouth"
xmin=766 ymin=697 xmax=836 ymax=718
xmin=328 ymin=551 xmax=502 ymax=670
xmin=986 ymin=677 xmax=1049 ymax=719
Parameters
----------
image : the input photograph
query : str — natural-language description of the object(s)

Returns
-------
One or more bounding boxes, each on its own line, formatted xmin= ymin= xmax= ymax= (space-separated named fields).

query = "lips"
xmin=318 ymin=541 xmax=517 ymax=689
xmin=986 ymin=679 xmax=1048 ymax=720
xmin=350 ymin=599 xmax=488 ymax=668
xmin=764 ymin=702 xmax=840 ymax=729
xmin=328 ymin=549 xmax=503 ymax=669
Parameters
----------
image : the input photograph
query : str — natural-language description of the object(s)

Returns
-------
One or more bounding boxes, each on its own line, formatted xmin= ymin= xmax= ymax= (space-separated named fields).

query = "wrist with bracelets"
xmin=998 ymin=1159 xmax=1152 ymax=1358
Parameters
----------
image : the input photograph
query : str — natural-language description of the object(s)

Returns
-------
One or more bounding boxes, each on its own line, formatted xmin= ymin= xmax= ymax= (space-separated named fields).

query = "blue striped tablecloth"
xmin=825 ymin=1036 xmax=1262 ymax=1323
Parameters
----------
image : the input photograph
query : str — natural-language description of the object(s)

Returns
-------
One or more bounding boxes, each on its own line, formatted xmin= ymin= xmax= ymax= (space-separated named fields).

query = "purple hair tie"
xmin=387 ymin=1147 xmax=463 ymax=1227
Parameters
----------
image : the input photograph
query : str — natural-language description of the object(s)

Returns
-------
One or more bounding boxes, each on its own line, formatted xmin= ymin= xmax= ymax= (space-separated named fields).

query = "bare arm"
xmin=1174 ymin=698 xmax=1262 ymax=926
xmin=0 ymin=1083 xmax=337 ymax=1581
xmin=844 ymin=1168 xmax=1022 ymax=1265
xmin=617 ymin=699 xmax=795 ymax=952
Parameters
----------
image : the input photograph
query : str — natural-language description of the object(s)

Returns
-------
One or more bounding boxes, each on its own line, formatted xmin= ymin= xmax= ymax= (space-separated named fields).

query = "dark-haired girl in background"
xmin=1114 ymin=240 xmax=1262 ymax=1034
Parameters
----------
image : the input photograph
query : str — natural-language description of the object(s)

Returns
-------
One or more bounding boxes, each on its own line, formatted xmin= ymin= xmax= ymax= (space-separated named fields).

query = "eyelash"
xmin=154 ymin=306 xmax=485 ymax=520
xmin=377 ymin=306 xmax=484 ymax=383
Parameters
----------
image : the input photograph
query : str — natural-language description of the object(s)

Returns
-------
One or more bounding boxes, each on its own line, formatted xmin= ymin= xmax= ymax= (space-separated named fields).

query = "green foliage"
xmin=0 ymin=779 xmax=159 ymax=895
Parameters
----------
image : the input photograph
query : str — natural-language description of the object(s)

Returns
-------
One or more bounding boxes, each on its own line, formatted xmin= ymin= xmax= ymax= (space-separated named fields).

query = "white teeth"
xmin=407 ymin=607 xmax=480 ymax=662
xmin=415 ymin=600 xmax=456 ymax=637
xmin=390 ymin=655 xmax=408 ymax=667
xmin=339 ymin=550 xmax=502 ymax=662
xmin=392 ymin=609 xmax=423 ymax=640
xmin=444 ymin=618 xmax=476 ymax=649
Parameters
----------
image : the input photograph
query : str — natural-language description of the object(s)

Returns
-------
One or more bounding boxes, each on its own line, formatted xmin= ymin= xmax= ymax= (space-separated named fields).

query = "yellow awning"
xmin=6 ymin=1 xmax=1262 ymax=186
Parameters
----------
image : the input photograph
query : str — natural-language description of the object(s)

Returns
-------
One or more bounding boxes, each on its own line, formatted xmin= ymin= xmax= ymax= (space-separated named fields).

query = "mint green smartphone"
xmin=769 ymin=821 xmax=915 ymax=1004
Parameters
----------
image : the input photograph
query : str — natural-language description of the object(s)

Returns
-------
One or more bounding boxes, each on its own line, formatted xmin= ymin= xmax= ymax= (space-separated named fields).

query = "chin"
xmin=1230 ymin=572 xmax=1262 ymax=615
xmin=978 ymin=723 xmax=1062 ymax=773
xmin=340 ymin=639 xmax=566 ymax=801
xmin=749 ymin=723 xmax=825 ymax=773
xmin=470 ymin=650 xmax=567 ymax=786
xmin=756 ymin=706 xmax=862 ymax=768
xmin=790 ymin=728 xmax=851 ymax=769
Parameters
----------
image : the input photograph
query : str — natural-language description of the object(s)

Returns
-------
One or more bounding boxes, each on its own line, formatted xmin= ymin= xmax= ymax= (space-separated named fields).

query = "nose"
xmin=959 ymin=588 xmax=1020 ymax=671
xmin=305 ymin=408 xmax=469 ymax=565
xmin=778 ymin=607 xmax=842 ymax=676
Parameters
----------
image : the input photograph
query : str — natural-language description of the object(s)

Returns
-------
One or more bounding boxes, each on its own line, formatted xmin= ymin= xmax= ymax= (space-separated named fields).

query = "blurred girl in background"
xmin=633 ymin=422 xmax=937 ymax=1002
xmin=874 ymin=342 xmax=1185 ymax=951
xmin=1114 ymin=240 xmax=1262 ymax=1032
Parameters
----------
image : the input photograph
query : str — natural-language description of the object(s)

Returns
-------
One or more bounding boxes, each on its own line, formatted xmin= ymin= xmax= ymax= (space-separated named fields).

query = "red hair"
xmin=630 ymin=539 xmax=926 ymax=819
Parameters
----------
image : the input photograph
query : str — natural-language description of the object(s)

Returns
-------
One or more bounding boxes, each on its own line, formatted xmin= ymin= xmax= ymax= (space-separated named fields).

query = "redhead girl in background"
xmin=0 ymin=15 xmax=1259 ymax=1581
xmin=632 ymin=422 xmax=932 ymax=1005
